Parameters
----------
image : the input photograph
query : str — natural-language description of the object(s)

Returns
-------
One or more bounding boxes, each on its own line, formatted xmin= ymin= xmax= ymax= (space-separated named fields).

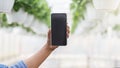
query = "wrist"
xmin=44 ymin=43 xmax=56 ymax=52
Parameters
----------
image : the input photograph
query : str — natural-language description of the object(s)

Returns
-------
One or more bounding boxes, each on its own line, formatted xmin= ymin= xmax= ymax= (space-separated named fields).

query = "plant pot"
xmin=0 ymin=0 xmax=15 ymax=13
xmin=6 ymin=9 xmax=28 ymax=24
xmin=23 ymin=14 xmax=34 ymax=27
xmin=86 ymin=4 xmax=107 ymax=20
xmin=30 ymin=20 xmax=48 ymax=34
xmin=93 ymin=0 xmax=120 ymax=10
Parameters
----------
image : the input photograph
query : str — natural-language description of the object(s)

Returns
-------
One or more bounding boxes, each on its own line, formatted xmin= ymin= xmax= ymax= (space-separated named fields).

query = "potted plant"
xmin=0 ymin=0 xmax=15 ymax=13
xmin=13 ymin=0 xmax=51 ymax=27
xmin=93 ymin=0 xmax=120 ymax=10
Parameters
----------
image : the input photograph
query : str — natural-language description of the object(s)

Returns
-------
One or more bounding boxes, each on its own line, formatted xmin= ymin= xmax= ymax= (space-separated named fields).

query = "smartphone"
xmin=51 ymin=13 xmax=67 ymax=46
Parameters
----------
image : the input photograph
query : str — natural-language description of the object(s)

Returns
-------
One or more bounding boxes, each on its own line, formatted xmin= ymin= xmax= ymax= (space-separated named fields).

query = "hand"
xmin=45 ymin=26 xmax=70 ymax=51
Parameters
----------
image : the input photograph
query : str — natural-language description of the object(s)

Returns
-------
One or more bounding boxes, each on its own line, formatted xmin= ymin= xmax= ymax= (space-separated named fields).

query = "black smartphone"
xmin=51 ymin=13 xmax=67 ymax=46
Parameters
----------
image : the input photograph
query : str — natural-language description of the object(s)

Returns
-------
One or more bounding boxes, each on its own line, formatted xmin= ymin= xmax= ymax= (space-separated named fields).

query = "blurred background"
xmin=1 ymin=0 xmax=120 ymax=68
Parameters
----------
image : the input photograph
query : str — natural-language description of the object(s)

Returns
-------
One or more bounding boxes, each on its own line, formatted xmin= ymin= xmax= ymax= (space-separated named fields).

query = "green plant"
xmin=13 ymin=0 xmax=51 ymax=27
xmin=70 ymin=0 xmax=92 ymax=33
xmin=113 ymin=24 xmax=120 ymax=31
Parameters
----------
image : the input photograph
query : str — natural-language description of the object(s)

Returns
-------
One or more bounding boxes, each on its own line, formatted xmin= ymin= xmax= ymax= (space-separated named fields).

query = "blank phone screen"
xmin=51 ymin=13 xmax=67 ymax=46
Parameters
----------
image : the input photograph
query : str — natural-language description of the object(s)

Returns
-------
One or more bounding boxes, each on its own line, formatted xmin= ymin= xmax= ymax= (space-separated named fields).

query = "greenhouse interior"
xmin=1 ymin=0 xmax=120 ymax=68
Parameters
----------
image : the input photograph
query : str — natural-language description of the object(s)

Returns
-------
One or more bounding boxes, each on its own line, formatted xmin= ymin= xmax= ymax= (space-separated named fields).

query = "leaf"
xmin=113 ymin=24 xmax=120 ymax=31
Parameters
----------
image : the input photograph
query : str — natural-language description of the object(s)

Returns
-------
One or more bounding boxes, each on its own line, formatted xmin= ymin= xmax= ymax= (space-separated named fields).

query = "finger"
xmin=51 ymin=45 xmax=58 ymax=48
xmin=48 ymin=29 xmax=51 ymax=39
xmin=67 ymin=26 xmax=70 ymax=29
xmin=67 ymin=26 xmax=70 ymax=34
xmin=67 ymin=31 xmax=69 ymax=38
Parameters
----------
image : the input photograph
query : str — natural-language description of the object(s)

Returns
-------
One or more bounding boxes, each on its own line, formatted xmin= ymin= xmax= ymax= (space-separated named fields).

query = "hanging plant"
xmin=13 ymin=0 xmax=51 ymax=27
xmin=0 ymin=0 xmax=15 ymax=13
xmin=70 ymin=0 xmax=92 ymax=33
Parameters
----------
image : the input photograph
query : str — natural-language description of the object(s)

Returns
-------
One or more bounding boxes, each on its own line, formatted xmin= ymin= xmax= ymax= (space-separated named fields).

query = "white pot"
xmin=30 ymin=20 xmax=48 ymax=34
xmin=30 ymin=20 xmax=42 ymax=34
xmin=6 ymin=9 xmax=28 ymax=24
xmin=93 ymin=0 xmax=120 ymax=10
xmin=85 ymin=4 xmax=107 ymax=20
xmin=0 ymin=0 xmax=15 ymax=13
xmin=23 ymin=14 xmax=34 ymax=27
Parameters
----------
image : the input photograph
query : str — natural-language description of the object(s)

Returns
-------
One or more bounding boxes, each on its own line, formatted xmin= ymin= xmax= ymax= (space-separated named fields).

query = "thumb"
xmin=47 ymin=29 xmax=51 ymax=41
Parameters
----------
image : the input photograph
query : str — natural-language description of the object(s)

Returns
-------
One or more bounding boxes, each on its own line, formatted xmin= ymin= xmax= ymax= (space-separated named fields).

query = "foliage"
xmin=113 ymin=24 xmax=120 ymax=31
xmin=70 ymin=0 xmax=92 ymax=33
xmin=13 ymin=0 xmax=51 ymax=27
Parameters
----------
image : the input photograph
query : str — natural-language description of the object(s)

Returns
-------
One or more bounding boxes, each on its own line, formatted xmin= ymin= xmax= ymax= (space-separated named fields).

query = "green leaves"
xmin=70 ymin=0 xmax=91 ymax=33
xmin=13 ymin=0 xmax=51 ymax=27
xmin=0 ymin=14 xmax=8 ymax=27
xmin=113 ymin=24 xmax=120 ymax=31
